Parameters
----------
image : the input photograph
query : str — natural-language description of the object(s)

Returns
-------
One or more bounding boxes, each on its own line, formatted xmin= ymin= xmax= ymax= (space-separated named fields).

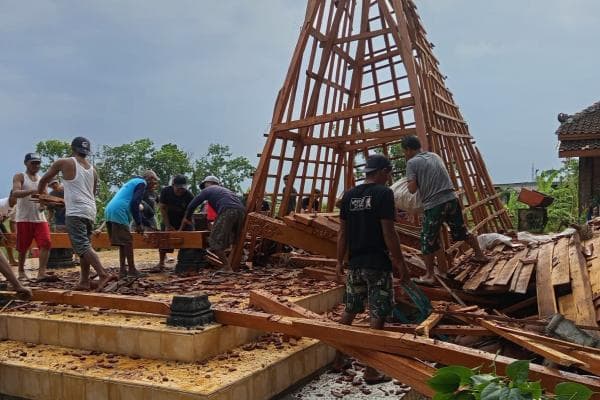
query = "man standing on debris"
xmin=12 ymin=153 xmax=52 ymax=281
xmin=282 ymin=174 xmax=298 ymax=215
xmin=38 ymin=137 xmax=115 ymax=291
xmin=104 ymin=170 xmax=159 ymax=278
xmin=335 ymin=154 xmax=408 ymax=383
xmin=401 ymin=135 xmax=488 ymax=284
xmin=156 ymin=174 xmax=194 ymax=271
xmin=181 ymin=176 xmax=245 ymax=272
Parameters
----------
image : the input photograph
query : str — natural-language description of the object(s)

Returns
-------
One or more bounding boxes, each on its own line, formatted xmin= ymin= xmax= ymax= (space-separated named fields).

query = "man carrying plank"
xmin=335 ymin=154 xmax=409 ymax=384
xmin=38 ymin=137 xmax=115 ymax=291
xmin=402 ymin=135 xmax=489 ymax=284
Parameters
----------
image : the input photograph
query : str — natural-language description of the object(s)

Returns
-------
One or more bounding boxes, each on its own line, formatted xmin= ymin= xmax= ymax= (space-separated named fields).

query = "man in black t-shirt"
xmin=157 ymin=175 xmax=194 ymax=269
xmin=335 ymin=154 xmax=408 ymax=383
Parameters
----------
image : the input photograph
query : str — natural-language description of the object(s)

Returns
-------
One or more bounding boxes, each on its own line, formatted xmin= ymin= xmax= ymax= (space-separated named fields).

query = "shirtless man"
xmin=38 ymin=137 xmax=114 ymax=291
xmin=12 ymin=153 xmax=52 ymax=280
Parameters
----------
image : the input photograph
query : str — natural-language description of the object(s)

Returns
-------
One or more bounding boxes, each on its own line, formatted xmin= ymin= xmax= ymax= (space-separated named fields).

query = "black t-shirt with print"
xmin=340 ymin=183 xmax=395 ymax=271
xmin=159 ymin=186 xmax=194 ymax=229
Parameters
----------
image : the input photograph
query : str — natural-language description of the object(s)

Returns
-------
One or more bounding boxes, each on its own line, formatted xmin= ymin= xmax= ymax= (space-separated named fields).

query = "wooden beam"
xmin=212 ymin=308 xmax=600 ymax=392
xmin=536 ymin=242 xmax=558 ymax=318
xmin=551 ymin=237 xmax=570 ymax=287
xmin=5 ymin=289 xmax=172 ymax=316
xmin=568 ymin=234 xmax=598 ymax=327
xmin=2 ymin=232 xmax=207 ymax=250
xmin=272 ymin=97 xmax=414 ymax=132
xmin=303 ymin=127 xmax=416 ymax=146
xmin=247 ymin=289 xmax=436 ymax=396
xmin=415 ymin=312 xmax=443 ymax=337
xmin=491 ymin=248 xmax=528 ymax=286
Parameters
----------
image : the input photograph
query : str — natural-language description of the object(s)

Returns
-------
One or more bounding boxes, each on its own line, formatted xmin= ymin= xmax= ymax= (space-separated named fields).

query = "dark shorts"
xmin=106 ymin=222 xmax=132 ymax=246
xmin=16 ymin=222 xmax=51 ymax=253
xmin=345 ymin=268 xmax=393 ymax=319
xmin=421 ymin=198 xmax=469 ymax=255
xmin=208 ymin=208 xmax=245 ymax=251
xmin=66 ymin=216 xmax=94 ymax=256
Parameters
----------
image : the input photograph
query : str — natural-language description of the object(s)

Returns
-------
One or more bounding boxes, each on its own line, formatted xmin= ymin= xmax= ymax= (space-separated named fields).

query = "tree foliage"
xmin=35 ymin=139 xmax=71 ymax=170
xmin=193 ymin=144 xmax=254 ymax=193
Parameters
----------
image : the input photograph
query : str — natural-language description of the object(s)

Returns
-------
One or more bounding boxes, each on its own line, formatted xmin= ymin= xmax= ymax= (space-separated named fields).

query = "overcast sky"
xmin=1 ymin=0 xmax=600 ymax=197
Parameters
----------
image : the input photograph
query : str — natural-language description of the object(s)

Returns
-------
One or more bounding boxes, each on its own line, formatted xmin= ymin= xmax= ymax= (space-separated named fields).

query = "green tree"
xmin=148 ymin=143 xmax=193 ymax=187
xmin=95 ymin=139 xmax=155 ymax=188
xmin=35 ymin=139 xmax=71 ymax=170
xmin=193 ymin=144 xmax=254 ymax=193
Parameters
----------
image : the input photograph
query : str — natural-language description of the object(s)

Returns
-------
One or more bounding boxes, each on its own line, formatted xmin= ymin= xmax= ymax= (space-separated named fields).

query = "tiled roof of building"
xmin=557 ymin=101 xmax=600 ymax=136
xmin=559 ymin=139 xmax=600 ymax=153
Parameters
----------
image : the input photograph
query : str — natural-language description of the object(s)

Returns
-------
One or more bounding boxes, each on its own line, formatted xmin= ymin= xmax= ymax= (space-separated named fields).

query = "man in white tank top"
xmin=12 ymin=153 xmax=52 ymax=280
xmin=39 ymin=137 xmax=115 ymax=291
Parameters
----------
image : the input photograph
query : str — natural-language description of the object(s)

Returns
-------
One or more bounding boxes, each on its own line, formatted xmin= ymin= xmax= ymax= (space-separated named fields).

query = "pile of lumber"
xmin=214 ymin=289 xmax=600 ymax=397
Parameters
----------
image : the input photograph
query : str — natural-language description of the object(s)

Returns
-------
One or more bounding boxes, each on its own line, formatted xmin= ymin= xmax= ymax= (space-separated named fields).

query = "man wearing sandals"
xmin=39 ymin=137 xmax=115 ymax=291
xmin=334 ymin=154 xmax=408 ymax=384
xmin=401 ymin=135 xmax=489 ymax=284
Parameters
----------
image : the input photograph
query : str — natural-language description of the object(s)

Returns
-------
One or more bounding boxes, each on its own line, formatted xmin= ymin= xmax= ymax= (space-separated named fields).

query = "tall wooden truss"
xmin=237 ymin=0 xmax=511 ymax=262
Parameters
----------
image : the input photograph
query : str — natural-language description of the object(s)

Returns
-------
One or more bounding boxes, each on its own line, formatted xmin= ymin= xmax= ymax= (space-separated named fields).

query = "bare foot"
xmin=18 ymin=272 xmax=27 ymax=280
xmin=95 ymin=274 xmax=116 ymax=292
xmin=14 ymin=286 xmax=32 ymax=299
xmin=74 ymin=283 xmax=91 ymax=291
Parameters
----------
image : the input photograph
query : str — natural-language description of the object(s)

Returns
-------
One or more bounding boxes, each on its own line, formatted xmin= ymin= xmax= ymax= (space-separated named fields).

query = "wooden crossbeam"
xmin=271 ymin=97 xmax=414 ymax=132
xmin=2 ymin=231 xmax=207 ymax=250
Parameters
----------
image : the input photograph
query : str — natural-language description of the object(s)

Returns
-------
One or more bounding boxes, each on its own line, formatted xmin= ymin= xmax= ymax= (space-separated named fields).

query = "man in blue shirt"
xmin=181 ymin=176 xmax=245 ymax=272
xmin=105 ymin=170 xmax=159 ymax=278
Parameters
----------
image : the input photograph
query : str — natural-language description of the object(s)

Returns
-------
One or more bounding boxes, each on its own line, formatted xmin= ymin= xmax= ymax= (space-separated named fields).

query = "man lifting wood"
xmin=38 ymin=137 xmax=115 ymax=291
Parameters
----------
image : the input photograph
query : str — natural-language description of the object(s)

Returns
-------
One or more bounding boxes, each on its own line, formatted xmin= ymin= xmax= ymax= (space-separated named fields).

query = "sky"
xmin=1 ymin=0 xmax=600 ymax=197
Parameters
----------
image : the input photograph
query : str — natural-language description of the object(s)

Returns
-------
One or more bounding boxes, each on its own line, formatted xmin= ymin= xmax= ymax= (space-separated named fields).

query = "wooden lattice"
xmin=234 ymin=0 xmax=511 ymax=263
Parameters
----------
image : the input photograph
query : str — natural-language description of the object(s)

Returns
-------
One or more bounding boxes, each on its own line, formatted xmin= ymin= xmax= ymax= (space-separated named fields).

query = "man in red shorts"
xmin=11 ymin=153 xmax=52 ymax=280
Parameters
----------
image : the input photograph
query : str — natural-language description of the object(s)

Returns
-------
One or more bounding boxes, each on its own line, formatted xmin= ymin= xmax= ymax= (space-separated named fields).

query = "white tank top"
xmin=15 ymin=173 xmax=46 ymax=223
xmin=63 ymin=157 xmax=97 ymax=221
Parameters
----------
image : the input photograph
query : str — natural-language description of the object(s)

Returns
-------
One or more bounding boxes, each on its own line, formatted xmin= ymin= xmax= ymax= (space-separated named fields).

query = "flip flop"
xmin=364 ymin=373 xmax=392 ymax=385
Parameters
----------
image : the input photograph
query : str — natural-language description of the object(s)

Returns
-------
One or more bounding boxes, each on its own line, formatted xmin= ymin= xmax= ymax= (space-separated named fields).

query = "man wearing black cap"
xmin=157 ymin=174 xmax=194 ymax=270
xmin=39 ymin=137 xmax=115 ymax=291
xmin=401 ymin=135 xmax=488 ymax=284
xmin=12 ymin=152 xmax=52 ymax=280
xmin=334 ymin=154 xmax=408 ymax=383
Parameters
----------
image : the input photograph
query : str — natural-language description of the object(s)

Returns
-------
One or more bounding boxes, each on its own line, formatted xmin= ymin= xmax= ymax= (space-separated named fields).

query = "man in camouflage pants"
xmin=335 ymin=155 xmax=408 ymax=383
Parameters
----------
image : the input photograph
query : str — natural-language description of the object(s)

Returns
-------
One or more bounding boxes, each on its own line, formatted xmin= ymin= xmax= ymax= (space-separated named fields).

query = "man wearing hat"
xmin=39 ymin=137 xmax=115 ymax=290
xmin=401 ymin=135 xmax=488 ymax=284
xmin=181 ymin=176 xmax=245 ymax=272
xmin=11 ymin=152 xmax=52 ymax=280
xmin=156 ymin=174 xmax=194 ymax=270
xmin=334 ymin=154 xmax=408 ymax=383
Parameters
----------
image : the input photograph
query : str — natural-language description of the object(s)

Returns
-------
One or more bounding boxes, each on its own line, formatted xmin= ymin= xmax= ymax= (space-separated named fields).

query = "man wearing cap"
xmin=12 ymin=153 xmax=52 ymax=280
xmin=104 ymin=170 xmax=159 ymax=278
xmin=39 ymin=137 xmax=115 ymax=291
xmin=401 ymin=135 xmax=489 ymax=284
xmin=156 ymin=174 xmax=194 ymax=270
xmin=334 ymin=154 xmax=408 ymax=383
xmin=181 ymin=176 xmax=245 ymax=272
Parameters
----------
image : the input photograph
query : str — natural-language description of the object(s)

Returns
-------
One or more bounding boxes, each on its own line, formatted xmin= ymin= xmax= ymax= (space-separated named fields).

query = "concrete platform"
xmin=0 ymin=286 xmax=344 ymax=399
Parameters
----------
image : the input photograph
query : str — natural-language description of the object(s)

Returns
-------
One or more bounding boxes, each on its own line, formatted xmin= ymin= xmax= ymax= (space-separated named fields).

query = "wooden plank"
xmin=248 ymin=289 xmax=435 ymax=396
xmin=478 ymin=320 xmax=587 ymax=369
xmin=415 ymin=312 xmax=443 ymax=337
xmin=355 ymin=323 xmax=493 ymax=336
xmin=491 ymin=249 xmax=528 ymax=286
xmin=213 ymin=308 xmax=600 ymax=392
xmin=536 ymin=242 xmax=558 ymax=318
xmin=2 ymin=231 xmax=207 ymax=250
xmin=485 ymin=259 xmax=507 ymax=285
xmin=551 ymin=237 xmax=570 ymax=287
xmin=20 ymin=289 xmax=171 ymax=315
xmin=558 ymin=294 xmax=577 ymax=321
xmin=463 ymin=258 xmax=497 ymax=291
xmin=514 ymin=262 xmax=535 ymax=294
xmin=509 ymin=262 xmax=524 ymax=292
xmin=568 ymin=235 xmax=598 ymax=327
xmin=586 ymin=236 xmax=600 ymax=297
